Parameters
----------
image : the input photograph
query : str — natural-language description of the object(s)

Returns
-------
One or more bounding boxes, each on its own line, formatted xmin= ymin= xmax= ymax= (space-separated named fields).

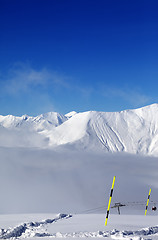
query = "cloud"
xmin=0 ymin=62 xmax=153 ymax=115
xmin=101 ymin=85 xmax=151 ymax=107
xmin=0 ymin=63 xmax=97 ymax=114
xmin=0 ymin=62 xmax=75 ymax=115
xmin=1 ymin=63 xmax=96 ymax=100
xmin=1 ymin=62 xmax=70 ymax=95
xmin=0 ymin=146 xmax=158 ymax=214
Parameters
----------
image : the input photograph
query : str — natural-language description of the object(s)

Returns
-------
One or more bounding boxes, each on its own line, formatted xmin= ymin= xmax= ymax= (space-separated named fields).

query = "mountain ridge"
xmin=0 ymin=103 xmax=158 ymax=156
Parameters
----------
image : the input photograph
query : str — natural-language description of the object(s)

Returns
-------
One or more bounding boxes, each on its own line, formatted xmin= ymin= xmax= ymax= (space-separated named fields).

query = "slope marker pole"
xmin=105 ymin=176 xmax=116 ymax=226
xmin=145 ymin=188 xmax=151 ymax=216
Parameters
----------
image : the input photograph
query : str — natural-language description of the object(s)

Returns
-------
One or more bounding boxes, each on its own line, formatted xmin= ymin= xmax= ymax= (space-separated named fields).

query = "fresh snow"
xmin=65 ymin=111 xmax=77 ymax=118
xmin=0 ymin=214 xmax=72 ymax=239
xmin=0 ymin=104 xmax=158 ymax=155
xmin=0 ymin=213 xmax=158 ymax=240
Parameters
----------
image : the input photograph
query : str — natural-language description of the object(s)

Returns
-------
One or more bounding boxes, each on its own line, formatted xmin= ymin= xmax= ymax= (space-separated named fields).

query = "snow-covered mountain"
xmin=1 ymin=104 xmax=158 ymax=217
xmin=1 ymin=103 xmax=158 ymax=156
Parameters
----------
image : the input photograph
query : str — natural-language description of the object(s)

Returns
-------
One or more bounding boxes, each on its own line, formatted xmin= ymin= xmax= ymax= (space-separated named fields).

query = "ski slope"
xmin=0 ymin=213 xmax=158 ymax=239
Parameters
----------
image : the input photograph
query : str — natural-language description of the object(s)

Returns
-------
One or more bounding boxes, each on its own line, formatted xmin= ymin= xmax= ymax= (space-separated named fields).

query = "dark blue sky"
xmin=0 ymin=0 xmax=158 ymax=116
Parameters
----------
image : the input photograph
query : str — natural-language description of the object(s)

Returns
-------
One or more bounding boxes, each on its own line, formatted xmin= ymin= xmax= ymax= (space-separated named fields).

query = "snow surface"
xmin=0 ymin=213 xmax=158 ymax=240
xmin=1 ymin=104 xmax=158 ymax=155
xmin=65 ymin=111 xmax=77 ymax=118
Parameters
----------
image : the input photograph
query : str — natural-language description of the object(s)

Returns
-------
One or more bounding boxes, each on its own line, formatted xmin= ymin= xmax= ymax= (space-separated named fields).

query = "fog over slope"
xmin=0 ymin=104 xmax=158 ymax=156
xmin=0 ymin=147 xmax=158 ymax=214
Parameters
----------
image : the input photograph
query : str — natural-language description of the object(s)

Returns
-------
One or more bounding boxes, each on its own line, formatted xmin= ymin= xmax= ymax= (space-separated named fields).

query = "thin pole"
xmin=105 ymin=176 xmax=116 ymax=226
xmin=145 ymin=188 xmax=151 ymax=216
xmin=118 ymin=206 xmax=120 ymax=215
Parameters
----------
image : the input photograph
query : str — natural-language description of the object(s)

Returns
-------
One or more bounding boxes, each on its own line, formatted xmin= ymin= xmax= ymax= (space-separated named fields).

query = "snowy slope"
xmin=41 ymin=103 xmax=158 ymax=156
xmin=0 ymin=112 xmax=67 ymax=147
xmin=0 ymin=104 xmax=158 ymax=155
xmin=0 ymin=112 xmax=67 ymax=131
xmin=1 ymin=213 xmax=158 ymax=240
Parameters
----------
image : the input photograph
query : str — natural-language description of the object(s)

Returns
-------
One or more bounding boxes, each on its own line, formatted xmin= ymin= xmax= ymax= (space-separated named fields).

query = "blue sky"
xmin=0 ymin=0 xmax=158 ymax=116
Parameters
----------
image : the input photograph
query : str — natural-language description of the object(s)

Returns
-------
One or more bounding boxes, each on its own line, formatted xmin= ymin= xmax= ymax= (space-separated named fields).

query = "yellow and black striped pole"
xmin=145 ymin=188 xmax=151 ymax=216
xmin=105 ymin=176 xmax=116 ymax=226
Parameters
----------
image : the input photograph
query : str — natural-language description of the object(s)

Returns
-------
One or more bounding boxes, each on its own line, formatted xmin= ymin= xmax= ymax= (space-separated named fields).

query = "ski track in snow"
xmin=1 ymin=214 xmax=158 ymax=240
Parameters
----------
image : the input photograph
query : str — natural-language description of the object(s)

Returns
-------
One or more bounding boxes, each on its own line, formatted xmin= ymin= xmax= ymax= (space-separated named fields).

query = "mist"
xmin=0 ymin=146 xmax=158 ymax=215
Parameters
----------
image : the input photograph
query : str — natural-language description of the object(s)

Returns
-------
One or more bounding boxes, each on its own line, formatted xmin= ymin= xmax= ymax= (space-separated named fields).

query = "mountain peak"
xmin=0 ymin=104 xmax=158 ymax=156
xmin=65 ymin=111 xmax=77 ymax=118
